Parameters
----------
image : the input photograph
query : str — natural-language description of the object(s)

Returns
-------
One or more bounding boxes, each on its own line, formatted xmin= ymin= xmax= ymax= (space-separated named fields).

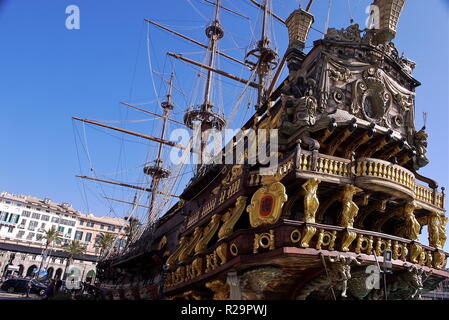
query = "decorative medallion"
xmin=247 ymin=182 xmax=288 ymax=228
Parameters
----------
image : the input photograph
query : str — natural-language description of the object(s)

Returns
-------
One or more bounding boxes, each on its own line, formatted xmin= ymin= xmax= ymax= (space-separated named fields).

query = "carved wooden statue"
xmin=339 ymin=185 xmax=364 ymax=228
xmin=402 ymin=201 xmax=421 ymax=241
xmin=302 ymin=178 xmax=321 ymax=223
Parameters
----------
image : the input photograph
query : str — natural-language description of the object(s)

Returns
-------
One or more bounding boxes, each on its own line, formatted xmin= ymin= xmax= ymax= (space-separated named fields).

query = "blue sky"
xmin=0 ymin=1 xmax=447 ymax=250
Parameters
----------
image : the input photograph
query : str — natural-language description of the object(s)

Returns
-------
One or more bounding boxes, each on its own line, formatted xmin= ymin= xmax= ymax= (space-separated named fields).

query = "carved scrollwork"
xmin=324 ymin=24 xmax=362 ymax=43
xmin=218 ymin=196 xmax=248 ymax=240
xmin=247 ymin=182 xmax=288 ymax=228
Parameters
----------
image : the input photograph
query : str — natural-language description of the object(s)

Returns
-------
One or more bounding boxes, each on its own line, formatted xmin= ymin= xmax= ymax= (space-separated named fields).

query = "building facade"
xmin=76 ymin=213 xmax=127 ymax=256
xmin=0 ymin=191 xmax=128 ymax=282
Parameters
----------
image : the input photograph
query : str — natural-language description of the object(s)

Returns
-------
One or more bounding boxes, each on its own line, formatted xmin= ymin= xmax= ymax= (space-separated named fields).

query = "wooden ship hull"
xmin=88 ymin=0 xmax=449 ymax=300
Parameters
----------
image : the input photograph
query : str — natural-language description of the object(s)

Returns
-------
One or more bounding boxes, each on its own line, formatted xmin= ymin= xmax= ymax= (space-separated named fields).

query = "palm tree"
xmin=95 ymin=233 xmax=116 ymax=257
xmin=124 ymin=217 xmax=142 ymax=247
xmin=62 ymin=240 xmax=86 ymax=280
xmin=37 ymin=227 xmax=61 ymax=276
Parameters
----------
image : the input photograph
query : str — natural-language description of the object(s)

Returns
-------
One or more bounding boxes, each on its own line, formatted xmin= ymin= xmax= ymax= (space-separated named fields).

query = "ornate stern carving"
xmin=413 ymin=127 xmax=429 ymax=170
xmin=241 ymin=267 xmax=283 ymax=300
xmin=205 ymin=280 xmax=230 ymax=300
xmin=247 ymin=182 xmax=287 ymax=228
xmin=296 ymin=255 xmax=361 ymax=300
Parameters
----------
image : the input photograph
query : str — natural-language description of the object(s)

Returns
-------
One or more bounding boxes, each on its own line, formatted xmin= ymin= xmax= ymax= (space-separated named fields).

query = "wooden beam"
xmin=76 ymin=175 xmax=179 ymax=198
xmin=167 ymin=52 xmax=259 ymax=89
xmin=119 ymin=101 xmax=185 ymax=126
xmin=145 ymin=19 xmax=248 ymax=67
xmin=248 ymin=0 xmax=285 ymax=24
xmin=202 ymin=0 xmax=250 ymax=20
xmin=103 ymin=196 xmax=151 ymax=209
xmin=72 ymin=117 xmax=187 ymax=150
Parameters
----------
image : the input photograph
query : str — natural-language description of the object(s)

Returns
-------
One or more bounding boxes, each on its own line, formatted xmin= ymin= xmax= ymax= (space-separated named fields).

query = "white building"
xmin=0 ymin=191 xmax=128 ymax=282
xmin=0 ymin=192 xmax=78 ymax=246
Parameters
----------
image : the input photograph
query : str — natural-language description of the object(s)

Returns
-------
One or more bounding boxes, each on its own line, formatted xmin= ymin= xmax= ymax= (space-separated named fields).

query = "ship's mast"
xmin=245 ymin=0 xmax=279 ymax=109
xmin=144 ymin=72 xmax=175 ymax=220
xmin=182 ymin=0 xmax=226 ymax=171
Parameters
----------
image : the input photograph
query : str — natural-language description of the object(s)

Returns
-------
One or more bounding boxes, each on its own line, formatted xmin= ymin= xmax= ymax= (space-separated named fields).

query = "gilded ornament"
xmin=229 ymin=243 xmax=238 ymax=256
xmin=300 ymin=226 xmax=316 ymax=248
xmin=178 ymin=227 xmax=203 ymax=264
xmin=166 ymin=236 xmax=190 ymax=267
xmin=247 ymin=182 xmax=287 ymax=228
xmin=315 ymin=229 xmax=336 ymax=250
xmin=433 ymin=251 xmax=447 ymax=270
xmin=253 ymin=230 xmax=275 ymax=254
xmin=195 ymin=214 xmax=222 ymax=254
xmin=392 ymin=241 xmax=407 ymax=261
xmin=341 ymin=230 xmax=357 ymax=252
xmin=215 ymin=243 xmax=228 ymax=266
xmin=218 ymin=196 xmax=247 ymax=240
xmin=410 ymin=242 xmax=423 ymax=264
xmin=302 ymin=178 xmax=320 ymax=223
xmin=339 ymin=184 xmax=363 ymax=228
xmin=354 ymin=234 xmax=374 ymax=254
xmin=402 ymin=201 xmax=421 ymax=241
xmin=290 ymin=229 xmax=302 ymax=243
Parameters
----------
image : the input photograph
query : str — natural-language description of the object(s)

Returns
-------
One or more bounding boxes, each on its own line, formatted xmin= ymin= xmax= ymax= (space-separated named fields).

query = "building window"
xmin=8 ymin=214 xmax=19 ymax=224
xmin=41 ymin=215 xmax=50 ymax=221
xmin=88 ymin=222 xmax=95 ymax=228
xmin=20 ymin=219 xmax=27 ymax=225
xmin=79 ymin=220 xmax=84 ymax=226
xmin=85 ymin=233 xmax=92 ymax=242
xmin=75 ymin=231 xmax=83 ymax=240
xmin=7 ymin=226 xmax=14 ymax=233
xmin=26 ymin=232 xmax=35 ymax=240
xmin=67 ymin=228 xmax=72 ymax=234
xmin=0 ymin=212 xmax=9 ymax=222
xmin=31 ymin=212 xmax=41 ymax=219
xmin=36 ymin=234 xmax=43 ymax=241
xmin=17 ymin=231 xmax=25 ymax=238
xmin=22 ymin=210 xmax=31 ymax=217
xmin=100 ymin=225 xmax=104 ymax=230
xmin=16 ymin=203 xmax=22 ymax=207
xmin=57 ymin=226 xmax=64 ymax=233
xmin=107 ymin=226 xmax=115 ymax=232
xmin=41 ymin=223 xmax=46 ymax=229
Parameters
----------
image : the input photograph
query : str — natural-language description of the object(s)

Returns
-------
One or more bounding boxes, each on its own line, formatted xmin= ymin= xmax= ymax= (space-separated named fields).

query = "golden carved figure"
xmin=438 ymin=216 xmax=448 ymax=248
xmin=402 ymin=201 xmax=421 ymax=241
xmin=302 ymin=178 xmax=321 ymax=223
xmin=339 ymin=185 xmax=363 ymax=228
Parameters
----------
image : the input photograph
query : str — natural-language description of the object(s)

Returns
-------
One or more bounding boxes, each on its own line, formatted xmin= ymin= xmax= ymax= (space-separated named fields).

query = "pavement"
xmin=0 ymin=291 xmax=41 ymax=300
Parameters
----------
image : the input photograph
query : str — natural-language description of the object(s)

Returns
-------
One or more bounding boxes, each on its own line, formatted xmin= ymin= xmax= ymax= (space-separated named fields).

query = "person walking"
xmin=42 ymin=279 xmax=55 ymax=300
xmin=55 ymin=277 xmax=62 ymax=293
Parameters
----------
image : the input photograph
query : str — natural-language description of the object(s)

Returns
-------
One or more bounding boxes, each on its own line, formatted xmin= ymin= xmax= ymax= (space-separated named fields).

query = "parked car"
xmin=1 ymin=278 xmax=47 ymax=296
